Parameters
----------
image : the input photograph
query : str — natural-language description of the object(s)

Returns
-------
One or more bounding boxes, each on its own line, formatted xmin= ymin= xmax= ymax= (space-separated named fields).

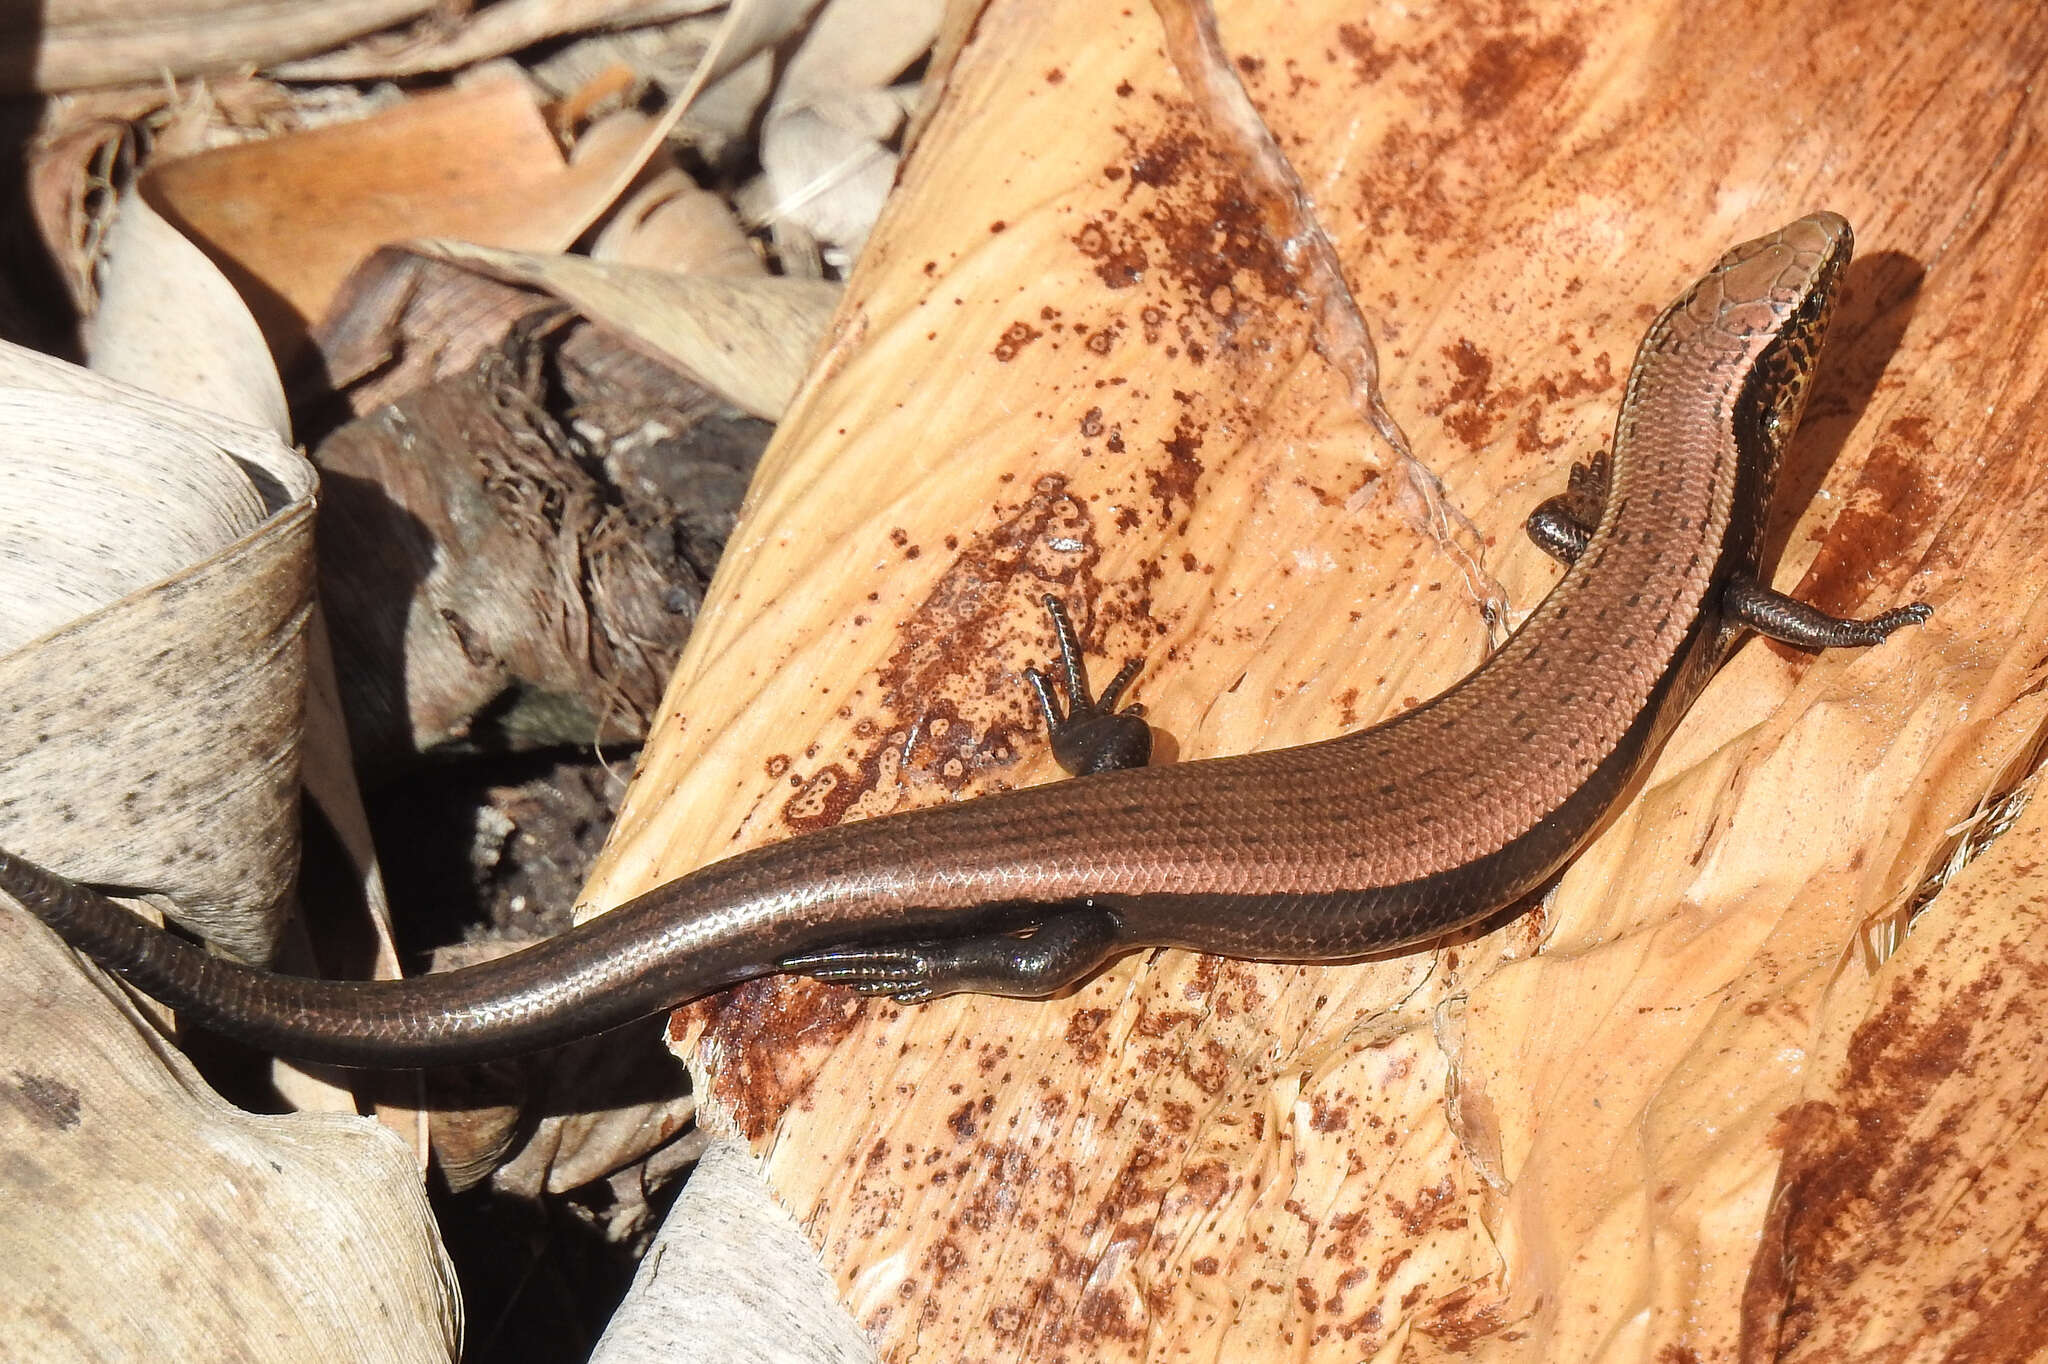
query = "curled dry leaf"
xmin=417 ymin=238 xmax=839 ymax=420
xmin=590 ymin=1139 xmax=872 ymax=1364
xmin=0 ymin=341 xmax=314 ymax=961
xmin=746 ymin=0 xmax=942 ymax=257
xmin=138 ymin=69 xmax=654 ymax=364
xmin=0 ymin=901 xmax=459 ymax=1360
xmin=590 ymin=165 xmax=766 ymax=275
xmin=269 ymin=0 xmax=724 ymax=82
xmin=572 ymin=0 xmax=2044 ymax=1359
xmin=756 ymin=94 xmax=905 ymax=257
xmin=90 ymin=195 xmax=291 ymax=437
xmin=73 ymin=189 xmax=398 ymax=1124
xmin=13 ymin=0 xmax=438 ymax=94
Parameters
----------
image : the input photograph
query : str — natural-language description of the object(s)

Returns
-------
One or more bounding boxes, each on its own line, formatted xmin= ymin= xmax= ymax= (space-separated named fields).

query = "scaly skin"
xmin=0 ymin=213 xmax=1930 ymax=1067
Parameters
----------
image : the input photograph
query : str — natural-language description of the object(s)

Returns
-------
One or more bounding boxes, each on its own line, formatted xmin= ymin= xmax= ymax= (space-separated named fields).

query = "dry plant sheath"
xmin=0 ymin=214 xmax=1931 ymax=1067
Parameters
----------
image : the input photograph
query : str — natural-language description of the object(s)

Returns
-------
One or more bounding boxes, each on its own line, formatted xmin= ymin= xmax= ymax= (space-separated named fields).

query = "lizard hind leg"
xmin=780 ymin=906 xmax=1123 ymax=1003
xmin=1524 ymin=451 xmax=1612 ymax=566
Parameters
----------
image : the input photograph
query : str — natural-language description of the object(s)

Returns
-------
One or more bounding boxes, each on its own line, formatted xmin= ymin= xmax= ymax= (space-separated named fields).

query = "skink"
xmin=0 ymin=212 xmax=1931 ymax=1068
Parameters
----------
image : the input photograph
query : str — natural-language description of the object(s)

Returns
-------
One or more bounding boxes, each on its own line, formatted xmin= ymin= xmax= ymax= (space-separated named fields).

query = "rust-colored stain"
xmin=1145 ymin=414 xmax=1206 ymax=528
xmin=1425 ymin=331 xmax=1619 ymax=458
xmin=1791 ymin=425 xmax=1939 ymax=618
xmin=1072 ymin=218 xmax=1148 ymax=290
xmin=1430 ymin=338 xmax=1500 ymax=449
xmin=1738 ymin=914 xmax=2048 ymax=1362
xmin=993 ymin=319 xmax=1044 ymax=362
xmin=751 ymin=475 xmax=1122 ymax=844
xmin=1458 ymin=33 xmax=1587 ymax=120
xmin=685 ymin=978 xmax=866 ymax=1141
xmin=1065 ymin=113 xmax=1299 ymax=371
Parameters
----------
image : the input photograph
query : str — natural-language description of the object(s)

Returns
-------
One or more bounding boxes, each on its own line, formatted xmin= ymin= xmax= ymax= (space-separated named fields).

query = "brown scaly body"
xmin=0 ymin=213 xmax=1929 ymax=1066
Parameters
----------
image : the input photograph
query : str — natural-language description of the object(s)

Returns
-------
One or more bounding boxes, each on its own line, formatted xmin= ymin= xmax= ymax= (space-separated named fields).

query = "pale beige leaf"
xmin=0 ymin=342 xmax=314 ymax=959
xmin=13 ymin=0 xmax=436 ymax=93
xmin=271 ymin=0 xmax=721 ymax=81
xmin=757 ymin=97 xmax=901 ymax=254
xmin=750 ymin=0 xmax=939 ymax=255
xmin=89 ymin=194 xmax=290 ymax=439
xmin=416 ymin=239 xmax=838 ymax=419
xmin=0 ymin=904 xmax=458 ymax=1362
xmin=590 ymin=1139 xmax=872 ymax=1364
xmin=776 ymin=0 xmax=943 ymax=105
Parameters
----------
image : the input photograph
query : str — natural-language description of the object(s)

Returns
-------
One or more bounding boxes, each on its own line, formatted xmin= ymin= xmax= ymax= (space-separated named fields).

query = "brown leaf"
xmin=139 ymin=71 xmax=652 ymax=363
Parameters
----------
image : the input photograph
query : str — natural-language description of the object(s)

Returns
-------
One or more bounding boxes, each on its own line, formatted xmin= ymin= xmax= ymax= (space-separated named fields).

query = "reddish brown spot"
xmin=1127 ymin=138 xmax=1188 ymax=189
xmin=1064 ymin=1007 xmax=1111 ymax=1064
xmin=1335 ymin=23 xmax=1397 ymax=82
xmin=1428 ymin=337 xmax=1499 ymax=448
xmin=1460 ymin=34 xmax=1586 ymax=121
xmin=780 ymin=763 xmax=863 ymax=832
xmin=686 ymin=978 xmax=865 ymax=1140
xmin=1073 ymin=218 xmax=1146 ymax=289
xmin=1790 ymin=435 xmax=1935 ymax=619
xmin=1141 ymin=415 xmax=1206 ymax=527
xmin=993 ymin=320 xmax=1043 ymax=362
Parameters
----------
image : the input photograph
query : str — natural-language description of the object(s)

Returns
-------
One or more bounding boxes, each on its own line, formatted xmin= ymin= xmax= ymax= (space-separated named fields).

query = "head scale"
xmin=1732 ymin=213 xmax=1854 ymax=504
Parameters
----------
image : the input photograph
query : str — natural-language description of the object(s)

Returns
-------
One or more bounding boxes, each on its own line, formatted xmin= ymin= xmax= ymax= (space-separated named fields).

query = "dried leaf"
xmin=590 ymin=166 xmax=765 ymax=275
xmin=757 ymin=95 xmax=903 ymax=254
xmin=590 ymin=1139 xmax=871 ymax=1363
xmin=271 ymin=0 xmax=722 ymax=81
xmin=89 ymin=195 xmax=290 ymax=437
xmin=417 ymin=238 xmax=838 ymax=419
xmin=0 ymin=342 xmax=314 ymax=959
xmin=13 ymin=0 xmax=438 ymax=94
xmin=751 ymin=0 xmax=940 ymax=255
xmin=139 ymin=70 xmax=653 ymax=360
xmin=540 ymin=0 xmax=935 ymax=246
xmin=0 ymin=902 xmax=458 ymax=1360
xmin=577 ymin=0 xmax=2040 ymax=1359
